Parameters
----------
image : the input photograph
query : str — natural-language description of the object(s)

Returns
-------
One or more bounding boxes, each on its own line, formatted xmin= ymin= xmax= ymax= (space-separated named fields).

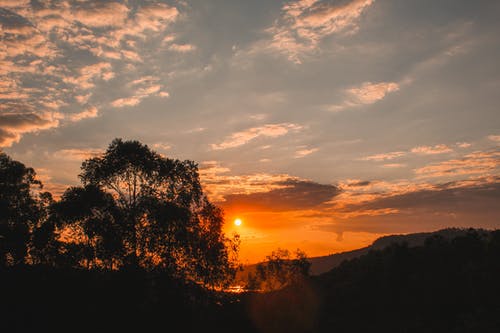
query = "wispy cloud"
xmin=71 ymin=2 xmax=129 ymax=28
xmin=52 ymin=148 xmax=103 ymax=161
xmin=0 ymin=1 xmax=182 ymax=146
xmin=488 ymin=135 xmax=500 ymax=143
xmin=456 ymin=142 xmax=472 ymax=148
xmin=295 ymin=147 xmax=319 ymax=158
xmin=152 ymin=143 xmax=172 ymax=151
xmin=110 ymin=79 xmax=168 ymax=109
xmin=411 ymin=144 xmax=453 ymax=155
xmin=68 ymin=106 xmax=99 ymax=122
xmin=329 ymin=81 xmax=400 ymax=111
xmin=211 ymin=123 xmax=303 ymax=150
xmin=270 ymin=0 xmax=374 ymax=63
xmin=382 ymin=163 xmax=406 ymax=168
xmin=168 ymin=43 xmax=197 ymax=53
xmin=415 ymin=151 xmax=500 ymax=178
xmin=362 ymin=151 xmax=406 ymax=161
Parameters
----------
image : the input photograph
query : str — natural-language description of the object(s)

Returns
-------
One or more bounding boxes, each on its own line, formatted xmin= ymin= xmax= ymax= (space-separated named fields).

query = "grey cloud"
xmin=320 ymin=179 xmax=500 ymax=234
xmin=222 ymin=179 xmax=341 ymax=211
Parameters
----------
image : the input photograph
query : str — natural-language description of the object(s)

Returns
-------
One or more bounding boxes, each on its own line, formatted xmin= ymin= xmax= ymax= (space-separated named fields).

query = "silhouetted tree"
xmin=0 ymin=152 xmax=45 ymax=266
xmin=76 ymin=139 xmax=239 ymax=287
xmin=49 ymin=185 xmax=124 ymax=269
xmin=29 ymin=191 xmax=60 ymax=265
xmin=249 ymin=248 xmax=311 ymax=291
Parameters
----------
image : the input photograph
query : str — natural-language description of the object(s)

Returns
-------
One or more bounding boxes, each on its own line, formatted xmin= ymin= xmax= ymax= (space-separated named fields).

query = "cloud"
xmin=199 ymin=161 xmax=299 ymax=202
xmin=68 ymin=106 xmax=98 ymax=122
xmin=329 ymin=81 xmax=400 ymax=111
xmin=152 ymin=143 xmax=172 ymax=151
xmin=414 ymin=151 xmax=500 ymax=178
xmin=222 ymin=179 xmax=341 ymax=212
xmin=110 ymin=83 xmax=167 ymax=108
xmin=0 ymin=112 xmax=61 ymax=147
xmin=314 ymin=176 xmax=500 ymax=234
xmin=132 ymin=3 xmax=179 ymax=33
xmin=71 ymin=2 xmax=129 ymax=28
xmin=456 ymin=142 xmax=472 ymax=148
xmin=347 ymin=81 xmax=399 ymax=104
xmin=168 ymin=43 xmax=197 ymax=52
xmin=52 ymin=148 xmax=103 ymax=161
xmin=252 ymin=0 xmax=374 ymax=63
xmin=295 ymin=147 xmax=319 ymax=158
xmin=382 ymin=163 xmax=406 ymax=168
xmin=411 ymin=144 xmax=453 ymax=155
xmin=211 ymin=123 xmax=303 ymax=150
xmin=64 ymin=62 xmax=114 ymax=90
xmin=488 ymin=135 xmax=500 ymax=143
xmin=0 ymin=1 xmax=183 ymax=144
xmin=362 ymin=151 xmax=406 ymax=161
xmin=0 ymin=0 xmax=29 ymax=7
xmin=111 ymin=97 xmax=142 ymax=108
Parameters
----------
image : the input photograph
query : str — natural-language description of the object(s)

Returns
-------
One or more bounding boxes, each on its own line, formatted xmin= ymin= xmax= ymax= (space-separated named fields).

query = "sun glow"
xmin=234 ymin=218 xmax=242 ymax=226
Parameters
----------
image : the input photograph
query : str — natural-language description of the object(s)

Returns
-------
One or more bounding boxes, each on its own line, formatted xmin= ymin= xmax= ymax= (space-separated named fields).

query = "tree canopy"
xmin=0 ymin=139 xmax=239 ymax=289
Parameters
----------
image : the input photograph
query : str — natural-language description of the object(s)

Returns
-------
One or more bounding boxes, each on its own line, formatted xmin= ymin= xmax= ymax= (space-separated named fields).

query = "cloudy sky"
xmin=1 ymin=0 xmax=499 ymax=263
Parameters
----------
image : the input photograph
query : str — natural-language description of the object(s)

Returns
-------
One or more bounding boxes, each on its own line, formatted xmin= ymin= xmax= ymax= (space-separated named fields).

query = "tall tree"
xmin=78 ymin=139 xmax=239 ymax=287
xmin=0 ymin=152 xmax=42 ymax=266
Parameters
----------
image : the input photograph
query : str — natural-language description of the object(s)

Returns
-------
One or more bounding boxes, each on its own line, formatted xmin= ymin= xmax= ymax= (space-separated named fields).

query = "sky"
xmin=1 ymin=0 xmax=499 ymax=264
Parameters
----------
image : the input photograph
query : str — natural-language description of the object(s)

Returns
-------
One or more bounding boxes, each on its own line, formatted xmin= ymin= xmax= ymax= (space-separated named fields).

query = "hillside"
xmin=309 ymin=227 xmax=492 ymax=274
xmin=233 ymin=228 xmax=500 ymax=333
xmin=236 ymin=228 xmax=490 ymax=282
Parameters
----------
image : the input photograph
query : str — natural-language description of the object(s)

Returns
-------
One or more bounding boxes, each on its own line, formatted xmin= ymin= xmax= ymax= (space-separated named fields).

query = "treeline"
xmin=0 ymin=139 xmax=239 ymax=289
xmin=240 ymin=229 xmax=500 ymax=333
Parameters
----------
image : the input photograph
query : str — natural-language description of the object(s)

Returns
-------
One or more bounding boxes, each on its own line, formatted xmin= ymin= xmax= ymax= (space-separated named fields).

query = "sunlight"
xmin=234 ymin=218 xmax=243 ymax=226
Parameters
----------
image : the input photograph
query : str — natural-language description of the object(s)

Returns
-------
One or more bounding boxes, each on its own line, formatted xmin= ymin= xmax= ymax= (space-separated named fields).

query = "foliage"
xmin=0 ymin=139 xmax=239 ymax=290
xmin=0 ymin=152 xmax=44 ymax=266
xmin=247 ymin=248 xmax=311 ymax=291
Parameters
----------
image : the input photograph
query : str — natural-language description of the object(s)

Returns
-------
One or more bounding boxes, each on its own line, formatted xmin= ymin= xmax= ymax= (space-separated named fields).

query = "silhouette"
xmin=246 ymin=248 xmax=311 ymax=291
xmin=0 ymin=152 xmax=46 ymax=266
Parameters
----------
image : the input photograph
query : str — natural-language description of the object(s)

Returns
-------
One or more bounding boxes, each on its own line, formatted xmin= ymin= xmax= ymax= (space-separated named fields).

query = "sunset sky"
xmin=1 ymin=0 xmax=499 ymax=264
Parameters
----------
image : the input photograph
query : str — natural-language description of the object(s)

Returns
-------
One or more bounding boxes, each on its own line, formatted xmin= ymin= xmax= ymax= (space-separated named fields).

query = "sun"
xmin=234 ymin=218 xmax=242 ymax=226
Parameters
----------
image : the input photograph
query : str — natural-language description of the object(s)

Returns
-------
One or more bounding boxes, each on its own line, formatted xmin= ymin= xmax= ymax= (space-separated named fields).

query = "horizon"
xmin=1 ymin=0 xmax=499 ymax=264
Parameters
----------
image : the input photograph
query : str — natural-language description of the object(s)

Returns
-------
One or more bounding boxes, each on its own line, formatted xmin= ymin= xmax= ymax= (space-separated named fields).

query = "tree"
xmin=50 ymin=185 xmax=124 ymax=269
xmin=0 ymin=152 xmax=43 ymax=266
xmin=249 ymin=248 xmax=311 ymax=291
xmin=77 ymin=139 xmax=239 ymax=287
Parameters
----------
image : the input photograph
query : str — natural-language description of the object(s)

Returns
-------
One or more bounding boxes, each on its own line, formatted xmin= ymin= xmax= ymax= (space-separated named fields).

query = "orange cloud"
xmin=382 ymin=163 xmax=406 ymax=168
xmin=52 ymin=148 xmax=103 ymax=161
xmin=168 ymin=44 xmax=197 ymax=53
xmin=111 ymin=97 xmax=142 ymax=108
xmin=262 ymin=0 xmax=375 ymax=63
xmin=0 ymin=112 xmax=61 ymax=147
xmin=347 ymin=81 xmax=399 ymax=104
xmin=295 ymin=147 xmax=319 ymax=158
xmin=411 ymin=144 xmax=453 ymax=155
xmin=362 ymin=151 xmax=406 ymax=161
xmin=329 ymin=81 xmax=400 ymax=111
xmin=68 ymin=106 xmax=99 ymax=122
xmin=199 ymin=161 xmax=300 ymax=202
xmin=71 ymin=2 xmax=129 ymax=28
xmin=488 ymin=135 xmax=500 ymax=143
xmin=415 ymin=151 xmax=500 ymax=178
xmin=211 ymin=123 xmax=303 ymax=150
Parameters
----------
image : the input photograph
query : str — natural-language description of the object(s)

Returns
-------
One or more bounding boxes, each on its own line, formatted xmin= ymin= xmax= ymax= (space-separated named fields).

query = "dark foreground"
xmin=2 ymin=229 xmax=500 ymax=333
